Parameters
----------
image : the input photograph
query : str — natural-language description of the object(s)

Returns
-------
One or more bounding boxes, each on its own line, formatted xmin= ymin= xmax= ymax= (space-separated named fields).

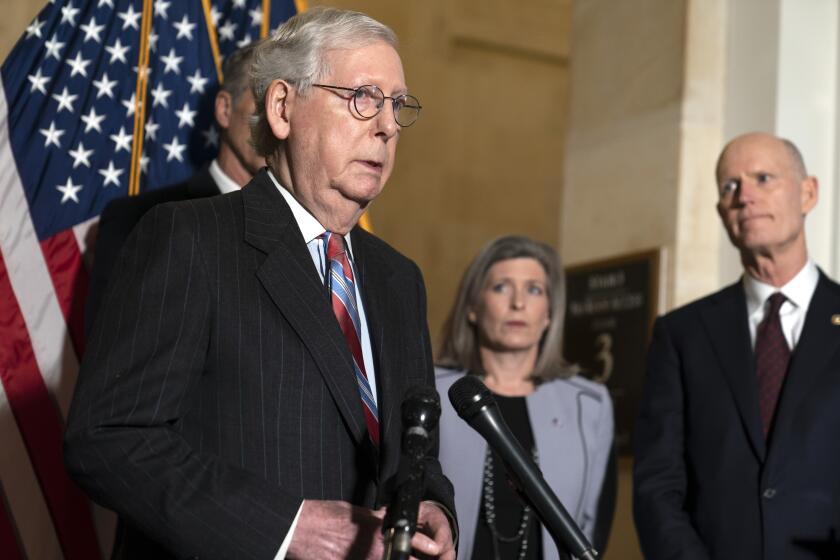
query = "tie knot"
xmin=324 ymin=232 xmax=346 ymax=260
xmin=766 ymin=292 xmax=786 ymax=316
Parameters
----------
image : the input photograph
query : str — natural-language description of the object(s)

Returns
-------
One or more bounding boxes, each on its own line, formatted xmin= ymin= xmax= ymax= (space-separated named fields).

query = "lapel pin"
xmin=832 ymin=314 xmax=840 ymax=326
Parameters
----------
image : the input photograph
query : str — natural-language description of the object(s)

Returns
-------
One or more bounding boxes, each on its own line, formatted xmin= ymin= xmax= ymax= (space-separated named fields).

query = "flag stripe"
xmin=40 ymin=230 xmax=89 ymax=359
xmin=0 ymin=490 xmax=24 ymax=560
xmin=0 ymin=77 xmax=79 ymax=417
xmin=0 ymin=249 xmax=102 ymax=560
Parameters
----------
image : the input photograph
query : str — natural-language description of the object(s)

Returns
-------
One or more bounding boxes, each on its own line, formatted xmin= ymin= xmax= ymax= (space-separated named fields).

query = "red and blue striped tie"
xmin=324 ymin=232 xmax=380 ymax=446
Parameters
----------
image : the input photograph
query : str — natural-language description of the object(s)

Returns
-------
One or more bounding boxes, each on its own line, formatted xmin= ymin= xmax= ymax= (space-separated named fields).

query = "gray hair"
xmin=221 ymin=40 xmax=262 ymax=102
xmin=437 ymin=235 xmax=578 ymax=383
xmin=249 ymin=7 xmax=398 ymax=156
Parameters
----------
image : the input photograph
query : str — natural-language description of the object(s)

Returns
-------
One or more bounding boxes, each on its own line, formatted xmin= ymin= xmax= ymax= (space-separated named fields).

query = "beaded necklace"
xmin=480 ymin=445 xmax=540 ymax=560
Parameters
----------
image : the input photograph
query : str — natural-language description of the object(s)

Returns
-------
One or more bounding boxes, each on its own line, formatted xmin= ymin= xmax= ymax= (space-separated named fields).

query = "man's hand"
xmin=411 ymin=501 xmax=456 ymax=560
xmin=287 ymin=499 xmax=455 ymax=559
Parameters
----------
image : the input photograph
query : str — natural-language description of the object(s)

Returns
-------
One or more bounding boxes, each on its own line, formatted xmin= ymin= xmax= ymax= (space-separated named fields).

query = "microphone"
xmin=448 ymin=375 xmax=598 ymax=560
xmin=382 ymin=385 xmax=441 ymax=560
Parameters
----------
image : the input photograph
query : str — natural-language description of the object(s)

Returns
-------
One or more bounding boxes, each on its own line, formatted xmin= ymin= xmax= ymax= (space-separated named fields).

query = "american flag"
xmin=0 ymin=1 xmax=300 ymax=558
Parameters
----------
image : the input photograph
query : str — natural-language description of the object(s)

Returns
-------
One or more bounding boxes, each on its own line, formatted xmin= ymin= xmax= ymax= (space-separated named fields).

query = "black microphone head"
xmin=402 ymin=385 xmax=441 ymax=432
xmin=448 ymin=375 xmax=496 ymax=421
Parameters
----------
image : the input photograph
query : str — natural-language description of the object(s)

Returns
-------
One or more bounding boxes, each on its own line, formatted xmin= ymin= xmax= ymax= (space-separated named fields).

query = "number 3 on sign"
xmin=594 ymin=333 xmax=613 ymax=384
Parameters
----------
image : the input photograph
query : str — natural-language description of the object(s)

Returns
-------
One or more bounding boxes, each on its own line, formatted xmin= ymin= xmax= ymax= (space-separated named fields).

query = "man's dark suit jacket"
xmin=64 ymin=169 xmax=455 ymax=559
xmin=634 ymin=273 xmax=840 ymax=560
xmin=84 ymin=166 xmax=220 ymax=335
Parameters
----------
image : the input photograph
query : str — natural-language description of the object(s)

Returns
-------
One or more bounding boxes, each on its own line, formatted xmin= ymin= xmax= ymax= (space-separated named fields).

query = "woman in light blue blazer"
xmin=436 ymin=235 xmax=615 ymax=560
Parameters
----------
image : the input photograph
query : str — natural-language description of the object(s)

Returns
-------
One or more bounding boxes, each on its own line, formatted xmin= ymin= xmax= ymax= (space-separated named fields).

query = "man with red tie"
xmin=64 ymin=8 xmax=455 ymax=560
xmin=633 ymin=132 xmax=840 ymax=559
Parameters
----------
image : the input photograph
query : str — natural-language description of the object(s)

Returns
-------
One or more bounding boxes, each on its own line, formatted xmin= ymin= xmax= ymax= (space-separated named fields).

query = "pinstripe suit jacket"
xmin=64 ymin=169 xmax=455 ymax=560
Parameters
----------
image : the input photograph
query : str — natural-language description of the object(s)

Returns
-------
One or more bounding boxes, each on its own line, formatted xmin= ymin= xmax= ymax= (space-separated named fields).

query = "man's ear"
xmin=265 ymin=79 xmax=294 ymax=141
xmin=214 ymin=90 xmax=232 ymax=131
xmin=800 ymin=175 xmax=819 ymax=216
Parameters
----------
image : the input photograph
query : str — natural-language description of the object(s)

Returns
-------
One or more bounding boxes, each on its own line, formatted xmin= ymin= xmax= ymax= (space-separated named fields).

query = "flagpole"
xmin=128 ymin=0 xmax=154 ymax=196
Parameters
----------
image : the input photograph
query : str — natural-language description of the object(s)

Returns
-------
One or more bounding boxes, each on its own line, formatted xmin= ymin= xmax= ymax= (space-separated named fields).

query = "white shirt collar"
xmin=208 ymin=159 xmax=241 ymax=195
xmin=743 ymin=259 xmax=819 ymax=316
xmin=266 ymin=168 xmax=354 ymax=255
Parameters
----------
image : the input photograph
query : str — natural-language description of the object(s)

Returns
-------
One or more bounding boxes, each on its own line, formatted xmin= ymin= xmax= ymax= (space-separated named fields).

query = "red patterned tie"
xmin=324 ymin=232 xmax=380 ymax=446
xmin=755 ymin=292 xmax=790 ymax=438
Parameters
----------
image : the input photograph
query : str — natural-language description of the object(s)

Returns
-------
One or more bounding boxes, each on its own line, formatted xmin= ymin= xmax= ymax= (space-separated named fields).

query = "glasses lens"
xmin=394 ymin=95 xmax=421 ymax=127
xmin=353 ymin=85 xmax=384 ymax=118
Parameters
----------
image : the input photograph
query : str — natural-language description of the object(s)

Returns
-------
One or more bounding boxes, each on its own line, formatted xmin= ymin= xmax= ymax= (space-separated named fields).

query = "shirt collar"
xmin=208 ymin=159 xmax=241 ymax=195
xmin=266 ymin=168 xmax=354 ymax=255
xmin=743 ymin=259 xmax=819 ymax=316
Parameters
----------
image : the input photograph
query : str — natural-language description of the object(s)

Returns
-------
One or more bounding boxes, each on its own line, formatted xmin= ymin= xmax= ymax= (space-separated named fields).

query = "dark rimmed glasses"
xmin=312 ymin=84 xmax=422 ymax=127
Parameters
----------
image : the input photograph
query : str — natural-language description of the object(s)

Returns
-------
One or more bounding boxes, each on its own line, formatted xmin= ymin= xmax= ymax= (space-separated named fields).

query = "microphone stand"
xmin=382 ymin=451 xmax=426 ymax=560
xmin=382 ymin=387 xmax=440 ymax=560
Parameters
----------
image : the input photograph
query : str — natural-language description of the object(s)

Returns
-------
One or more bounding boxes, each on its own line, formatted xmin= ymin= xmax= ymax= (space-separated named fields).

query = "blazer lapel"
xmin=699 ymin=282 xmax=766 ymax=461
xmin=243 ymin=171 xmax=369 ymax=446
xmin=768 ymin=273 xmax=840 ymax=459
xmin=351 ymin=230 xmax=404 ymax=467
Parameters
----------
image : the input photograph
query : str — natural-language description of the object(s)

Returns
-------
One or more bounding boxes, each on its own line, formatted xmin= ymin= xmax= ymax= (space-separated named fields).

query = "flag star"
xmin=57 ymin=177 xmax=82 ymax=204
xmin=93 ymin=72 xmax=118 ymax=98
xmin=175 ymin=102 xmax=197 ymax=128
xmin=122 ymin=92 xmax=139 ymax=117
xmin=68 ymin=141 xmax=94 ymax=168
xmin=163 ymin=136 xmax=187 ymax=162
xmin=98 ymin=161 xmax=124 ymax=187
xmin=80 ymin=17 xmax=106 ymax=43
xmin=39 ymin=121 xmax=65 ymax=148
xmin=173 ymin=15 xmax=196 ymax=40
xmin=44 ymin=35 xmax=65 ymax=60
xmin=161 ymin=48 xmax=183 ymax=74
xmin=210 ymin=5 xmax=221 ymax=26
xmin=60 ymin=3 xmax=81 ymax=26
xmin=110 ymin=126 xmax=133 ymax=152
xmin=134 ymin=64 xmax=152 ymax=80
xmin=51 ymin=86 xmax=78 ymax=113
xmin=154 ymin=1 xmax=171 ymax=19
xmin=232 ymin=0 xmax=246 ymax=8
xmin=81 ymin=107 xmax=106 ymax=133
xmin=98 ymin=0 xmax=113 ymax=7
xmin=66 ymin=51 xmax=91 ymax=78
xmin=149 ymin=31 xmax=159 ymax=52
xmin=118 ymin=5 xmax=142 ymax=30
xmin=248 ymin=7 xmax=262 ymax=27
xmin=218 ymin=20 xmax=237 ymax=41
xmin=187 ymin=69 xmax=209 ymax=94
xmin=26 ymin=17 xmax=45 ymax=39
xmin=140 ymin=154 xmax=150 ymax=173
xmin=150 ymin=82 xmax=172 ymax=108
xmin=106 ymin=38 xmax=130 ymax=64
xmin=145 ymin=118 xmax=160 ymax=140
xmin=237 ymin=34 xmax=252 ymax=48
xmin=202 ymin=126 xmax=219 ymax=148
xmin=27 ymin=68 xmax=50 ymax=94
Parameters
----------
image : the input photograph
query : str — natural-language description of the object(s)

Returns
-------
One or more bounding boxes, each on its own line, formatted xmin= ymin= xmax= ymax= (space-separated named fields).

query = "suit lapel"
xmin=351 ymin=230 xmax=404 ymax=466
xmin=700 ymin=282 xmax=766 ymax=460
xmin=768 ymin=273 xmax=840 ymax=459
xmin=243 ymin=171 xmax=369 ymax=446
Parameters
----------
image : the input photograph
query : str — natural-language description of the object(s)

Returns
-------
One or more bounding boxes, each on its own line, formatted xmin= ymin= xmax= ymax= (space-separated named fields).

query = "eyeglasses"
xmin=312 ymin=84 xmax=422 ymax=127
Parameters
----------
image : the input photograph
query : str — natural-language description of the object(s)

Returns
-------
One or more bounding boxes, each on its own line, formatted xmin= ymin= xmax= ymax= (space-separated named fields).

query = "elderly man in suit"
xmin=84 ymin=40 xmax=266 ymax=334
xmin=65 ymin=8 xmax=456 ymax=560
xmin=633 ymin=132 xmax=840 ymax=559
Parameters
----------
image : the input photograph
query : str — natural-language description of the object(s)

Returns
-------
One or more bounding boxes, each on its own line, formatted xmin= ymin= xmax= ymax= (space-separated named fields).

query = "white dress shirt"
xmin=743 ymin=259 xmax=819 ymax=350
xmin=267 ymin=169 xmax=379 ymax=559
xmin=208 ymin=159 xmax=241 ymax=194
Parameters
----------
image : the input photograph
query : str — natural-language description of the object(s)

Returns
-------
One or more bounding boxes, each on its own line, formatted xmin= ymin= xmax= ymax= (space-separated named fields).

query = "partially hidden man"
xmin=64 ymin=8 xmax=456 ymax=560
xmin=634 ymin=132 xmax=840 ymax=559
